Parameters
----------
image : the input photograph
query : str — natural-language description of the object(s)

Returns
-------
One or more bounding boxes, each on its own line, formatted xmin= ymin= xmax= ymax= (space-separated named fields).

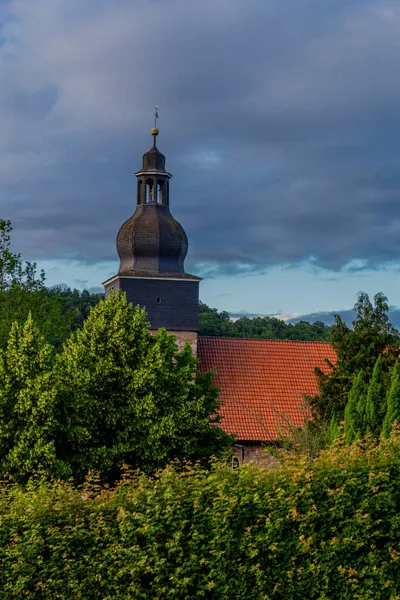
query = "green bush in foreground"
xmin=2 ymin=433 xmax=400 ymax=599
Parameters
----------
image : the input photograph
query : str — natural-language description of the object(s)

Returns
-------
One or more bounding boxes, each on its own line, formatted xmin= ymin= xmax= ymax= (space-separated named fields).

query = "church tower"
xmin=102 ymin=121 xmax=201 ymax=351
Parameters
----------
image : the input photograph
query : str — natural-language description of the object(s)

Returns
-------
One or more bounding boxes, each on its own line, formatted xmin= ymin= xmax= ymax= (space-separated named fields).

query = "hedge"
xmin=1 ymin=434 xmax=400 ymax=599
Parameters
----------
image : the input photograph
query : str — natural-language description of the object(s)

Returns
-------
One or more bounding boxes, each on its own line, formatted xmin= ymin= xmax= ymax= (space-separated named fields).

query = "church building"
xmin=103 ymin=125 xmax=335 ymax=461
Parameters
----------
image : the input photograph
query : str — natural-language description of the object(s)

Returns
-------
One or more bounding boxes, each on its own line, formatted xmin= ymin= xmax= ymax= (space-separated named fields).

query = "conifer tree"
xmin=365 ymin=355 xmax=386 ymax=436
xmin=329 ymin=413 xmax=339 ymax=442
xmin=382 ymin=361 xmax=400 ymax=438
xmin=310 ymin=292 xmax=399 ymax=420
xmin=0 ymin=314 xmax=62 ymax=481
xmin=356 ymin=389 xmax=367 ymax=437
xmin=344 ymin=370 xmax=366 ymax=443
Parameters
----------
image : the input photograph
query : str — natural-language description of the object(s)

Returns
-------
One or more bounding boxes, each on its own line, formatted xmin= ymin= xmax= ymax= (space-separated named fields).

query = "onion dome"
xmin=116 ymin=127 xmax=191 ymax=277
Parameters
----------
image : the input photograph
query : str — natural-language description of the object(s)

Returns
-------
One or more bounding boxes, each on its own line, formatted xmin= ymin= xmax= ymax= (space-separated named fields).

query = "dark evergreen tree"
xmin=344 ymin=370 xmax=366 ymax=443
xmin=310 ymin=292 xmax=399 ymax=420
xmin=365 ymin=356 xmax=386 ymax=436
xmin=329 ymin=413 xmax=340 ymax=442
xmin=382 ymin=361 xmax=400 ymax=438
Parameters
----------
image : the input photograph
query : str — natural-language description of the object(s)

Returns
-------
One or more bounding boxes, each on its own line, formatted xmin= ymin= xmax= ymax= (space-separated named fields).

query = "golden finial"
xmin=151 ymin=105 xmax=159 ymax=137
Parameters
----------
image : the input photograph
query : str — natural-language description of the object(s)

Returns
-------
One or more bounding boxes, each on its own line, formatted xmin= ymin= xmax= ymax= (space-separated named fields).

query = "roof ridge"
xmin=198 ymin=336 xmax=332 ymax=345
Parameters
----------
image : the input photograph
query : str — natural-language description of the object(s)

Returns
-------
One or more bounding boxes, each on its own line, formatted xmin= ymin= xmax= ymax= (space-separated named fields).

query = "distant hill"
xmin=288 ymin=308 xmax=400 ymax=329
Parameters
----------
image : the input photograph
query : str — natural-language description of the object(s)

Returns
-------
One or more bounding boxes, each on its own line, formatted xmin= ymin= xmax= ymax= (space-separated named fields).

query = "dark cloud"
xmin=2 ymin=0 xmax=400 ymax=276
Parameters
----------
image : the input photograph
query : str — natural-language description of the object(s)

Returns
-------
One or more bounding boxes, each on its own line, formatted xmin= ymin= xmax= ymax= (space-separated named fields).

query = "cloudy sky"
xmin=2 ymin=0 xmax=400 ymax=319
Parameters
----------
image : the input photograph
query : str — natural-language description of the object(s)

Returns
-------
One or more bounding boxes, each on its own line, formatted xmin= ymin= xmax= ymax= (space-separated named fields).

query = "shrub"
xmin=2 ymin=433 xmax=400 ymax=598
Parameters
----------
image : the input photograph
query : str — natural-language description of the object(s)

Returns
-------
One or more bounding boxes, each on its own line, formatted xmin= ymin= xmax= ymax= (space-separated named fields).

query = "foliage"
xmin=0 ymin=219 xmax=105 ymax=349
xmin=329 ymin=412 xmax=340 ymax=442
xmin=45 ymin=286 xmax=104 ymax=330
xmin=341 ymin=357 xmax=400 ymax=444
xmin=344 ymin=370 xmax=366 ymax=444
xmin=2 ymin=434 xmax=400 ymax=598
xmin=198 ymin=301 xmax=232 ymax=336
xmin=0 ymin=288 xmax=73 ymax=350
xmin=55 ymin=292 xmax=232 ymax=482
xmin=365 ymin=355 xmax=387 ymax=436
xmin=0 ymin=315 xmax=64 ymax=481
xmin=199 ymin=301 xmax=331 ymax=341
xmin=277 ymin=410 xmax=332 ymax=459
xmin=0 ymin=219 xmax=45 ymax=292
xmin=382 ymin=361 xmax=400 ymax=438
xmin=310 ymin=292 xmax=399 ymax=420
xmin=0 ymin=219 xmax=56 ymax=347
xmin=0 ymin=292 xmax=232 ymax=483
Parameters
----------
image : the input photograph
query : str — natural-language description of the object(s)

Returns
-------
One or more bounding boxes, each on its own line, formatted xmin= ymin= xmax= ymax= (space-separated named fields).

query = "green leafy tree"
xmin=365 ymin=356 xmax=387 ymax=436
xmin=344 ymin=370 xmax=366 ymax=443
xmin=0 ymin=314 xmax=63 ymax=481
xmin=382 ymin=361 xmax=400 ymax=438
xmin=0 ymin=219 xmax=45 ymax=292
xmin=310 ymin=292 xmax=399 ymax=420
xmin=55 ymin=292 xmax=233 ymax=482
xmin=0 ymin=220 xmax=78 ymax=348
xmin=198 ymin=302 xmax=232 ymax=336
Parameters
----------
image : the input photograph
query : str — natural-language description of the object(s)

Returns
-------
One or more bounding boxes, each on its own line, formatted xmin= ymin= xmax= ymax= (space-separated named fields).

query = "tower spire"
xmin=151 ymin=104 xmax=159 ymax=146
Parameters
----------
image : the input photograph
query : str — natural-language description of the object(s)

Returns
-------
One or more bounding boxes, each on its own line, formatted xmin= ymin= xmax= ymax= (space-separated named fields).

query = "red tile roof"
xmin=197 ymin=337 xmax=337 ymax=442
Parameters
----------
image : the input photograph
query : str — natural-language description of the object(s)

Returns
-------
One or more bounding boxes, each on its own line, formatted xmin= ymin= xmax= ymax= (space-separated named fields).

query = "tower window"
xmin=156 ymin=297 xmax=162 ymax=304
xmin=157 ymin=179 xmax=164 ymax=204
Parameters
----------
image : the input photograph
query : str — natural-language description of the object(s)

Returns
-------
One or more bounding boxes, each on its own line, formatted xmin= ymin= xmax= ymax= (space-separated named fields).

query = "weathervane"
xmin=151 ymin=105 xmax=159 ymax=141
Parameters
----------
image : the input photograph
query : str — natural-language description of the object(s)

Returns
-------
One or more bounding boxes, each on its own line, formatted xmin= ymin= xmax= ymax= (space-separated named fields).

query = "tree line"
xmin=199 ymin=303 xmax=332 ymax=340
